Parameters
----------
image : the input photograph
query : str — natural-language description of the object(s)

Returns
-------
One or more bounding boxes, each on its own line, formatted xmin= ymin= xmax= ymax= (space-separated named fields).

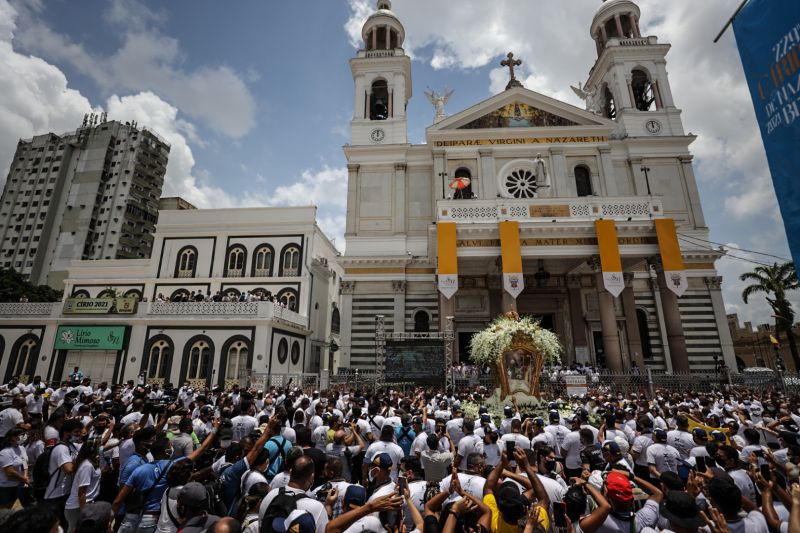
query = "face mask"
xmin=368 ymin=468 xmax=379 ymax=483
xmin=220 ymin=439 xmax=232 ymax=449
xmin=69 ymin=435 xmax=81 ymax=444
xmin=544 ymin=460 xmax=557 ymax=473
xmin=164 ymin=448 xmax=173 ymax=458
xmin=19 ymin=434 xmax=27 ymax=445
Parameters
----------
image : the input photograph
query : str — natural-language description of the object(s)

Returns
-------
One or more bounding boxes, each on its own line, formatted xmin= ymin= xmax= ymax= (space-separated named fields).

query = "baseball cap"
xmin=692 ymin=428 xmax=708 ymax=440
xmin=411 ymin=416 xmax=423 ymax=425
xmin=549 ymin=410 xmax=560 ymax=422
xmin=711 ymin=430 xmax=727 ymax=442
xmin=653 ymin=429 xmax=668 ymax=442
xmin=480 ymin=414 xmax=491 ymax=424
xmin=178 ymin=482 xmax=208 ymax=509
xmin=532 ymin=417 xmax=544 ymax=427
xmin=496 ymin=481 xmax=527 ymax=523
xmin=605 ymin=471 xmax=633 ymax=504
xmin=602 ymin=441 xmax=621 ymax=455
xmin=344 ymin=485 xmax=367 ymax=510
xmin=76 ymin=501 xmax=112 ymax=533
xmin=503 ymin=405 xmax=513 ymax=415
xmin=272 ymin=510 xmax=316 ymax=533
xmin=479 ymin=406 xmax=488 ymax=414
xmin=659 ymin=491 xmax=705 ymax=529
xmin=371 ymin=453 xmax=393 ymax=470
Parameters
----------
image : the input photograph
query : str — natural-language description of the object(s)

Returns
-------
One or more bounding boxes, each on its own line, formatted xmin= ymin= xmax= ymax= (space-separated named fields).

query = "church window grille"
xmin=504 ymin=168 xmax=538 ymax=199
xmin=604 ymin=86 xmax=617 ymax=120
xmin=370 ymin=80 xmax=389 ymax=120
xmin=187 ymin=340 xmax=211 ymax=381
xmin=331 ymin=305 xmax=341 ymax=334
xmin=631 ymin=69 xmax=656 ymax=111
xmin=575 ymin=166 xmax=593 ymax=197
xmin=278 ymin=289 xmax=298 ymax=311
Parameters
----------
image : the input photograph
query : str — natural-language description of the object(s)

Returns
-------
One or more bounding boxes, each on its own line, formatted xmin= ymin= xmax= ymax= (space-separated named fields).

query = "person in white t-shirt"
xmin=363 ymin=426 xmax=404 ymax=482
xmin=258 ymin=456 xmax=327 ymax=533
xmin=705 ymin=476 xmax=769 ymax=533
xmin=0 ymin=428 xmax=28 ymax=509
xmin=65 ymin=440 xmax=102 ymax=532
xmin=646 ymin=429 xmax=681 ymax=479
xmin=0 ymin=396 xmax=28 ymax=437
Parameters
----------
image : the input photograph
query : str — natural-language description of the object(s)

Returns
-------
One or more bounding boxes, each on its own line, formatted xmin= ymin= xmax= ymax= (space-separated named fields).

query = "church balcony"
xmin=437 ymin=196 xmax=662 ymax=224
xmin=357 ymin=49 xmax=405 ymax=59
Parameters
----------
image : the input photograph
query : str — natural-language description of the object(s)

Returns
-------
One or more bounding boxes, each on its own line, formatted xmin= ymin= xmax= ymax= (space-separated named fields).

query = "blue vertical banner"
xmin=732 ymin=1 xmax=800 ymax=265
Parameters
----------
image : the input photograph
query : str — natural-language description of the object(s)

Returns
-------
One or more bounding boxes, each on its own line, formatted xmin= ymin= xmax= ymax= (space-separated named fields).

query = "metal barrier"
xmin=242 ymin=372 xmax=320 ymax=392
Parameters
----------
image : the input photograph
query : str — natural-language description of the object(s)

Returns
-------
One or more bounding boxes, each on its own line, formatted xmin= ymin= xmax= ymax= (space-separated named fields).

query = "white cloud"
xmin=0 ymin=0 xmax=93 ymax=183
xmin=13 ymin=0 xmax=256 ymax=138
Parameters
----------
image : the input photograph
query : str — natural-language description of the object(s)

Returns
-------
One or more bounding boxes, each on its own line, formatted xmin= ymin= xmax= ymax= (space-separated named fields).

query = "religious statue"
xmin=425 ymin=87 xmax=454 ymax=124
xmin=570 ymin=81 xmax=605 ymax=116
xmin=533 ymin=153 xmax=549 ymax=196
xmin=501 ymin=52 xmax=523 ymax=90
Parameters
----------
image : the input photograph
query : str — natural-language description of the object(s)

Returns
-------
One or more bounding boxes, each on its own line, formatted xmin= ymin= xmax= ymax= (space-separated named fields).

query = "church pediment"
xmin=428 ymin=86 xmax=613 ymax=133
xmin=458 ymin=101 xmax=578 ymax=129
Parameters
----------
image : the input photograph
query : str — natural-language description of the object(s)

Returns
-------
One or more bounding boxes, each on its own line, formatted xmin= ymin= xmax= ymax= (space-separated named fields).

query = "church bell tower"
xmin=584 ymin=0 xmax=684 ymax=138
xmin=349 ymin=0 xmax=412 ymax=146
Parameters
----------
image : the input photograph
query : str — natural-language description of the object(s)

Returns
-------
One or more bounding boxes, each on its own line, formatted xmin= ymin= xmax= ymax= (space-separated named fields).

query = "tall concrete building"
xmin=0 ymin=114 xmax=170 ymax=288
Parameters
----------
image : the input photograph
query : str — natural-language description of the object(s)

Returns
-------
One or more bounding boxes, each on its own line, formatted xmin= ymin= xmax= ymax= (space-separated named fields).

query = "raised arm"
xmin=632 ymin=474 xmax=663 ymax=504
xmin=573 ymin=478 xmax=612 ymax=533
xmin=326 ymin=493 xmax=403 ymax=533
xmin=186 ymin=418 xmax=220 ymax=463
xmin=515 ymin=447 xmax=549 ymax=508
xmin=483 ymin=451 xmax=507 ymax=496
xmin=243 ymin=416 xmax=278 ymax=466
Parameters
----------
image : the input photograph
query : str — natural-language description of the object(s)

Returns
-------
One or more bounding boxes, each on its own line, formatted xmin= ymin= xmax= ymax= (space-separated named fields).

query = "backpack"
xmin=260 ymin=488 xmax=308 ymax=533
xmin=265 ymin=437 xmax=288 ymax=480
xmin=31 ymin=442 xmax=64 ymax=501
xmin=397 ymin=426 xmax=414 ymax=445
xmin=204 ymin=464 xmax=231 ymax=517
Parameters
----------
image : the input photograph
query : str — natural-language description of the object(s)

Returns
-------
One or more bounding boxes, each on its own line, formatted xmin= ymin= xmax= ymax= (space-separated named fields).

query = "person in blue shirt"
xmin=262 ymin=415 xmax=294 ymax=481
xmin=219 ymin=416 xmax=274 ymax=514
xmin=114 ymin=426 xmax=157 ymax=524
xmin=112 ymin=419 xmax=218 ymax=533
xmin=396 ymin=415 xmax=416 ymax=457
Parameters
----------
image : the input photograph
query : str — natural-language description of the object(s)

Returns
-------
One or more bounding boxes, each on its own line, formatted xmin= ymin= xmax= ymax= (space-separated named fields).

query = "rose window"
xmin=504 ymin=169 xmax=538 ymax=198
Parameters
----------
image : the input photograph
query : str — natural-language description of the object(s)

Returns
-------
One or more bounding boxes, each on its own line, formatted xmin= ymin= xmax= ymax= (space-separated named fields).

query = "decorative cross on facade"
xmin=501 ymin=52 xmax=523 ymax=90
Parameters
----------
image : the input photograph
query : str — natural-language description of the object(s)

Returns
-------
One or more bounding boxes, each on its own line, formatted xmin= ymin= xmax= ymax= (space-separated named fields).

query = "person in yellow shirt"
xmin=482 ymin=448 xmax=550 ymax=533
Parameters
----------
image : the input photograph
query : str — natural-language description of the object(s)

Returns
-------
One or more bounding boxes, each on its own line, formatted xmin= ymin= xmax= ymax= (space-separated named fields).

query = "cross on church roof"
xmin=501 ymin=52 xmax=524 ymax=90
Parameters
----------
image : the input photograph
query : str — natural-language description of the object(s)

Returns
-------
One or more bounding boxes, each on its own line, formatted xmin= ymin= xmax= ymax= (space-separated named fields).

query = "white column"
xmin=353 ymin=75 xmax=366 ymax=119
xmin=549 ymin=148 xmax=566 ymax=198
xmin=393 ymin=281 xmax=406 ymax=332
xmin=599 ymin=148 xmax=618 ymax=196
xmin=393 ymin=163 xmax=406 ymax=234
xmin=393 ymin=73 xmax=406 ymax=118
xmin=679 ymin=156 xmax=707 ymax=228
xmin=706 ymin=276 xmax=737 ymax=370
xmin=479 ymin=149 xmax=496 ymax=199
xmin=340 ymin=281 xmax=355 ymax=369
xmin=345 ymin=164 xmax=359 ymax=236
xmin=654 ymin=60 xmax=675 ymax=108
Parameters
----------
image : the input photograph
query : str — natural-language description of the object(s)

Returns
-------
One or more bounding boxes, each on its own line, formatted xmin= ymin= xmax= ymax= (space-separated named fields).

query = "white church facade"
xmin=339 ymin=0 xmax=736 ymax=373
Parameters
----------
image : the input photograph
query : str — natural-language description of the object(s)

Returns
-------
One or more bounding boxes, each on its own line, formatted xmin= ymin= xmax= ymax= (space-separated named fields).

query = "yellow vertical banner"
xmin=655 ymin=218 xmax=688 ymax=296
xmin=595 ymin=220 xmax=625 ymax=297
xmin=436 ymin=222 xmax=458 ymax=299
xmin=499 ymin=221 xmax=524 ymax=298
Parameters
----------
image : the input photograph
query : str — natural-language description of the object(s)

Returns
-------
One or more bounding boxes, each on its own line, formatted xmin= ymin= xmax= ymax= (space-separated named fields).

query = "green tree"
xmin=740 ymin=262 xmax=799 ymax=370
xmin=0 ymin=268 xmax=62 ymax=302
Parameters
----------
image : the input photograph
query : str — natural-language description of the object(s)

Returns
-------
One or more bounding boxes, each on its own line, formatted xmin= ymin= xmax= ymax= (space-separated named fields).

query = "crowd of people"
xmin=153 ymin=290 xmax=288 ymax=305
xmin=0 ymin=373 xmax=798 ymax=533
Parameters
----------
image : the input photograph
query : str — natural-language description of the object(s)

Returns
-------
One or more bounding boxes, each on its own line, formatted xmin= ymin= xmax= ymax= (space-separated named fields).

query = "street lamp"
xmin=640 ymin=166 xmax=652 ymax=196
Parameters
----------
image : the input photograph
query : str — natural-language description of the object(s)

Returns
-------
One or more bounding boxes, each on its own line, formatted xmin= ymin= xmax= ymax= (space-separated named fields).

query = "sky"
xmin=0 ymin=0 xmax=796 ymax=327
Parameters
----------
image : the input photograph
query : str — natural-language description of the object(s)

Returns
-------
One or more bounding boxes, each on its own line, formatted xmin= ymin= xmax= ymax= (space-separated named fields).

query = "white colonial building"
xmin=0 ymin=206 xmax=342 ymax=388
xmin=339 ymin=0 xmax=736 ymax=373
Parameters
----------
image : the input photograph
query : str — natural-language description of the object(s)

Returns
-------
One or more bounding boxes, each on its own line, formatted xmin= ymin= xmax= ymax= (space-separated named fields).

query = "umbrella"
xmin=449 ymin=177 xmax=471 ymax=190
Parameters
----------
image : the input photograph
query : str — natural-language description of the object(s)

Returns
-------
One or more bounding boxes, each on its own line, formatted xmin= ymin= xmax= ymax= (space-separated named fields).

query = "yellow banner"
xmin=436 ymin=222 xmax=458 ymax=275
xmin=655 ymin=218 xmax=688 ymax=296
xmin=595 ymin=220 xmax=622 ymax=272
xmin=655 ymin=218 xmax=685 ymax=271
xmin=499 ymin=221 xmax=523 ymax=273
xmin=687 ymin=418 xmax=730 ymax=446
xmin=499 ymin=221 xmax=524 ymax=298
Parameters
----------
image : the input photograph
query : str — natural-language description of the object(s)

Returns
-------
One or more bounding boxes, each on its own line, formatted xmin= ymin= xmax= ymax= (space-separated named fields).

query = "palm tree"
xmin=740 ymin=262 xmax=799 ymax=370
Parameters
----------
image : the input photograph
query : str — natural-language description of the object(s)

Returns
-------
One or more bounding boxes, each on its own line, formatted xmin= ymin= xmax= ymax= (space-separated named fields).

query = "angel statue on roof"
xmin=425 ymin=87 xmax=454 ymax=124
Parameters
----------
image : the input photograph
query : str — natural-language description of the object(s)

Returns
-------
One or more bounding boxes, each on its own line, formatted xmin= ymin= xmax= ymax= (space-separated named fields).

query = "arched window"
xmin=71 ymin=290 xmax=90 ymax=298
xmin=290 ymin=341 xmax=301 ymax=365
xmin=13 ymin=338 xmax=37 ymax=378
xmin=98 ymin=289 xmax=116 ymax=298
xmin=226 ymin=245 xmax=246 ymax=277
xmin=124 ymin=289 xmax=142 ymax=300
xmin=176 ymin=246 xmax=197 ymax=278
xmin=414 ymin=310 xmax=430 ymax=333
xmin=253 ymin=245 xmax=274 ymax=277
xmin=280 ymin=245 xmax=301 ymax=277
xmin=574 ymin=166 xmax=593 ymax=197
xmin=278 ymin=289 xmax=298 ymax=311
xmin=225 ymin=340 xmax=249 ymax=383
xmin=631 ymin=69 xmax=656 ymax=111
xmin=331 ymin=305 xmax=341 ymax=335
xmin=187 ymin=339 xmax=211 ymax=381
xmin=370 ymin=79 xmax=389 ymax=120
xmin=636 ymin=309 xmax=653 ymax=360
xmin=277 ymin=338 xmax=289 ymax=364
xmin=147 ymin=339 xmax=171 ymax=380
xmin=603 ymin=85 xmax=617 ymax=120
xmin=451 ymin=168 xmax=473 ymax=200
xmin=224 ymin=288 xmax=241 ymax=300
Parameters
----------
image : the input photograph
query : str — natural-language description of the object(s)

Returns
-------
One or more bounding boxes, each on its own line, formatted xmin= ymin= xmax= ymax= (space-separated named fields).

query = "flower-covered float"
xmin=470 ymin=311 xmax=562 ymax=402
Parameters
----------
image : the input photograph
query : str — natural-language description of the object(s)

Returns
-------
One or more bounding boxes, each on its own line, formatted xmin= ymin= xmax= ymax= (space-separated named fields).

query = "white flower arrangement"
xmin=469 ymin=313 xmax=562 ymax=367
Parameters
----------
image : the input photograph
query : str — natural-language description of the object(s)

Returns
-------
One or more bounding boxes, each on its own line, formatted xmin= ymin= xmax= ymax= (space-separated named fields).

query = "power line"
xmin=677 ymin=233 xmax=791 ymax=262
xmin=676 ymin=237 xmax=775 ymax=267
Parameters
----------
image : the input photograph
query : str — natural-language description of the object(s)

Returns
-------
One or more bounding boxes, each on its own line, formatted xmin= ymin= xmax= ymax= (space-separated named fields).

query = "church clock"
xmin=645 ymin=119 xmax=662 ymax=135
xmin=370 ymin=128 xmax=386 ymax=143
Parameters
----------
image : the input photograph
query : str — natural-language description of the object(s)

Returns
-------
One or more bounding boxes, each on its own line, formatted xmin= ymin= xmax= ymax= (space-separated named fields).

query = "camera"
xmin=316 ymin=482 xmax=333 ymax=502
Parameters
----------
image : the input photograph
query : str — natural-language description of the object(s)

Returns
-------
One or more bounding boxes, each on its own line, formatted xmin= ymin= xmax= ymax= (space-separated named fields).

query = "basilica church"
xmin=339 ymin=0 xmax=736 ymax=374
